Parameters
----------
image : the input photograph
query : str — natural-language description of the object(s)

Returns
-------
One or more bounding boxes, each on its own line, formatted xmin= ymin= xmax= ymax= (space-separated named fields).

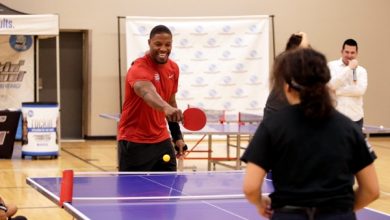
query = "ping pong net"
xmin=58 ymin=170 xmax=253 ymax=206
xmin=238 ymin=112 xmax=263 ymax=125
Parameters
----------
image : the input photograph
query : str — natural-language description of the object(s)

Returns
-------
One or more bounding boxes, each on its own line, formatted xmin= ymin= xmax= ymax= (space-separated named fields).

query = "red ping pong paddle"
xmin=182 ymin=107 xmax=206 ymax=131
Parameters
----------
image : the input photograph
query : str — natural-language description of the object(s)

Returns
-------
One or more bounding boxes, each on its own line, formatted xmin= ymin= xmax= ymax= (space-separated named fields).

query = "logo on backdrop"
xmin=232 ymin=88 xmax=248 ymax=98
xmin=204 ymin=63 xmax=220 ymax=74
xmin=135 ymin=26 xmax=148 ymax=36
xmin=246 ymin=24 xmax=263 ymax=35
xmin=205 ymin=89 xmax=221 ymax=99
xmin=219 ymin=50 xmax=235 ymax=61
xmin=246 ymin=74 xmax=262 ymax=85
xmin=178 ymin=90 xmax=194 ymax=100
xmin=0 ymin=60 xmax=26 ymax=84
xmin=191 ymin=50 xmax=207 ymax=61
xmin=179 ymin=64 xmax=194 ymax=75
xmin=177 ymin=38 xmax=193 ymax=48
xmin=223 ymin=101 xmax=234 ymax=111
xmin=231 ymin=37 xmax=247 ymax=48
xmin=191 ymin=25 xmax=207 ymax=35
xmin=232 ymin=63 xmax=248 ymax=74
xmin=219 ymin=75 xmax=235 ymax=86
xmin=245 ymin=100 xmax=262 ymax=111
xmin=191 ymin=76 xmax=207 ymax=87
xmin=218 ymin=25 xmax=235 ymax=35
xmin=246 ymin=50 xmax=262 ymax=60
xmin=204 ymin=37 xmax=220 ymax=48
xmin=9 ymin=35 xmax=33 ymax=52
xmin=168 ymin=26 xmax=179 ymax=36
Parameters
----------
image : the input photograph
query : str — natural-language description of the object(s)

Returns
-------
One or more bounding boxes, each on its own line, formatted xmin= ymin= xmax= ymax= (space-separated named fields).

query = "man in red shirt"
xmin=117 ymin=25 xmax=186 ymax=171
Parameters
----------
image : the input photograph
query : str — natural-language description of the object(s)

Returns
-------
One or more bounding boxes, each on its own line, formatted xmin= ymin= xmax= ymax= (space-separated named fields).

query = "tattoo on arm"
xmin=141 ymin=91 xmax=149 ymax=98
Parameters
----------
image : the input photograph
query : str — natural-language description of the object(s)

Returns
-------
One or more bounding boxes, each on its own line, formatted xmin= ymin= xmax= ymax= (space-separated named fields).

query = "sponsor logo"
xmin=134 ymin=26 xmax=148 ymax=36
xmin=176 ymin=38 xmax=193 ymax=48
xmin=27 ymin=110 xmax=34 ymax=117
xmin=218 ymin=25 xmax=235 ymax=35
xmin=223 ymin=101 xmax=234 ymax=111
xmin=190 ymin=25 xmax=208 ymax=36
xmin=204 ymin=89 xmax=221 ymax=99
xmin=191 ymin=50 xmax=207 ymax=61
xmin=204 ymin=63 xmax=220 ymax=74
xmin=219 ymin=50 xmax=235 ymax=61
xmin=219 ymin=75 xmax=235 ymax=86
xmin=191 ymin=76 xmax=207 ymax=87
xmin=204 ymin=37 xmax=220 ymax=48
xmin=9 ymin=35 xmax=33 ymax=52
xmin=232 ymin=88 xmax=247 ymax=98
xmin=249 ymin=100 xmax=260 ymax=109
xmin=179 ymin=64 xmax=193 ymax=75
xmin=177 ymin=89 xmax=194 ymax=100
xmin=168 ymin=25 xmax=179 ymax=36
xmin=245 ymin=100 xmax=262 ymax=111
xmin=232 ymin=63 xmax=248 ymax=74
xmin=0 ymin=116 xmax=7 ymax=123
xmin=231 ymin=37 xmax=247 ymax=48
xmin=246 ymin=74 xmax=263 ymax=85
xmin=131 ymin=26 xmax=148 ymax=36
xmin=246 ymin=24 xmax=263 ymax=35
xmin=246 ymin=50 xmax=262 ymax=60
xmin=154 ymin=73 xmax=160 ymax=81
xmin=0 ymin=60 xmax=26 ymax=83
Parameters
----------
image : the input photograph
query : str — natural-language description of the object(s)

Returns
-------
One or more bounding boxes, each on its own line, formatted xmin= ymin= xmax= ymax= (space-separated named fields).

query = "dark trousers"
xmin=272 ymin=207 xmax=356 ymax=220
xmin=118 ymin=138 xmax=176 ymax=172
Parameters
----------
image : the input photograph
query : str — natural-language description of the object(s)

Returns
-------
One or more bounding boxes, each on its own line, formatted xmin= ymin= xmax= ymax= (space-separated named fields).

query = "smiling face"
xmin=148 ymin=32 xmax=172 ymax=64
xmin=341 ymin=44 xmax=358 ymax=65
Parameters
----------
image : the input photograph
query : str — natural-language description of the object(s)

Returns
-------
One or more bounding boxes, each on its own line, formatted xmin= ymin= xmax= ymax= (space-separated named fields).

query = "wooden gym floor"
xmin=0 ymin=137 xmax=389 ymax=219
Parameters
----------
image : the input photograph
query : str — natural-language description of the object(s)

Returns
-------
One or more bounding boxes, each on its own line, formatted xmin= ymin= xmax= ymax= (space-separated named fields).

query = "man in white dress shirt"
xmin=328 ymin=39 xmax=367 ymax=128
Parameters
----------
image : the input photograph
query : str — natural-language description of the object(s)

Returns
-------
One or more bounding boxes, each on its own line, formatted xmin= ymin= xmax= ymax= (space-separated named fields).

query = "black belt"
xmin=274 ymin=206 xmax=352 ymax=220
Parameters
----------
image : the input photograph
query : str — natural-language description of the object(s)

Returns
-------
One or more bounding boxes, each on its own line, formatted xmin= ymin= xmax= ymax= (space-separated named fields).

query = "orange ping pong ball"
xmin=163 ymin=154 xmax=170 ymax=162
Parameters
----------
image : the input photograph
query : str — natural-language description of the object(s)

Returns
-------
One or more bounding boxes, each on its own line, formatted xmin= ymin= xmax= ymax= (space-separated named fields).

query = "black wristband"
xmin=175 ymin=144 xmax=188 ymax=153
xmin=168 ymin=121 xmax=183 ymax=143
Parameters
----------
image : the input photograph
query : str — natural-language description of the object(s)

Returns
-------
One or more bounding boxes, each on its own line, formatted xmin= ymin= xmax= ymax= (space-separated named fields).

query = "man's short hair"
xmin=150 ymin=25 xmax=172 ymax=39
xmin=342 ymin=39 xmax=358 ymax=51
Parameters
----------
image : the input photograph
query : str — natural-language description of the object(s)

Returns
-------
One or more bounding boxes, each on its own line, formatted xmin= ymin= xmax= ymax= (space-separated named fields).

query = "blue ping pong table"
xmin=27 ymin=171 xmax=390 ymax=220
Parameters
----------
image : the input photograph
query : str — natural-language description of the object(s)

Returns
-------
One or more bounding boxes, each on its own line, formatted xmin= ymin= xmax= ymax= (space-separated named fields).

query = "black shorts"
xmin=118 ymin=138 xmax=177 ymax=172
xmin=272 ymin=206 xmax=356 ymax=220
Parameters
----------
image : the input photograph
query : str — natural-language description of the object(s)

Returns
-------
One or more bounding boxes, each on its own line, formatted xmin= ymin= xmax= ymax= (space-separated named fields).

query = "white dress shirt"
xmin=328 ymin=58 xmax=368 ymax=121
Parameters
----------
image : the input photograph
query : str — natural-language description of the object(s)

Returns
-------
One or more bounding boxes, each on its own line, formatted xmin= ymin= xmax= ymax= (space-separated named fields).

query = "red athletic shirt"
xmin=117 ymin=54 xmax=179 ymax=143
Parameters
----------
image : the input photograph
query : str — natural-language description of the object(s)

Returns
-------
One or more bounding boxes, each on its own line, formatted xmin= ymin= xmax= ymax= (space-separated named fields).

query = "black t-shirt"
xmin=263 ymin=88 xmax=289 ymax=120
xmin=241 ymin=104 xmax=376 ymax=209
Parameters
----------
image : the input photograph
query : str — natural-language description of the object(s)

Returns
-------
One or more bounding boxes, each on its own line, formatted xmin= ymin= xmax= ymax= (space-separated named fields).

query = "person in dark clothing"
xmin=263 ymin=32 xmax=309 ymax=120
xmin=263 ymin=32 xmax=310 ymax=180
xmin=241 ymin=48 xmax=379 ymax=220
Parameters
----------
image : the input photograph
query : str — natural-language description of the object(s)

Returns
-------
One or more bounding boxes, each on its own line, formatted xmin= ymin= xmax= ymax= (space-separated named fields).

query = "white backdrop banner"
xmin=125 ymin=16 xmax=270 ymax=116
xmin=0 ymin=35 xmax=34 ymax=109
